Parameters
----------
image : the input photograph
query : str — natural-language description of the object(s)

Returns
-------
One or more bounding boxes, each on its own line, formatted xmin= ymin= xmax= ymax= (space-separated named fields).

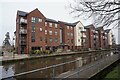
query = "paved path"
xmin=56 ymin=53 xmax=120 ymax=78
xmin=0 ymin=51 xmax=29 ymax=62
xmin=0 ymin=50 xmax=111 ymax=62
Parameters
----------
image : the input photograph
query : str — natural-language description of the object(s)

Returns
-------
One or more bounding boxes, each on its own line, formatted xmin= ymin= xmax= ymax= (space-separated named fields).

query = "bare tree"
xmin=69 ymin=0 xmax=120 ymax=28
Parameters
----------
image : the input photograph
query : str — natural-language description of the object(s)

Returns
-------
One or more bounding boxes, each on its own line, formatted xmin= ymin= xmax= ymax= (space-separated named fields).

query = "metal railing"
xmin=20 ymin=18 xmax=27 ymax=24
xmin=20 ymin=29 xmax=27 ymax=34
xmin=61 ymin=54 xmax=119 ymax=78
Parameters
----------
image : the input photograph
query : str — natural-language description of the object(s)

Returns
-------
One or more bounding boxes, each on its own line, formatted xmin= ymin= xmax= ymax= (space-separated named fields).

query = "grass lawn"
xmin=105 ymin=63 xmax=120 ymax=78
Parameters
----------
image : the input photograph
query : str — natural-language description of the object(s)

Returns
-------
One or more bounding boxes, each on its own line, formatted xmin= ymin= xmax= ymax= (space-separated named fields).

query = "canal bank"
xmin=89 ymin=55 xmax=120 ymax=80
xmin=1 ymin=49 xmax=113 ymax=64
xmin=1 ymin=50 xmax=116 ymax=79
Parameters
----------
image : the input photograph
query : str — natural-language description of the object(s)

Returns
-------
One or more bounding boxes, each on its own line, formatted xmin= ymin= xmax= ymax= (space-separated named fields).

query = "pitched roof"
xmin=104 ymin=29 xmax=111 ymax=33
xmin=84 ymin=24 xmax=94 ymax=28
xmin=45 ymin=18 xmax=58 ymax=23
xmin=17 ymin=10 xmax=28 ymax=16
xmin=95 ymin=26 xmax=103 ymax=30
xmin=58 ymin=21 xmax=76 ymax=26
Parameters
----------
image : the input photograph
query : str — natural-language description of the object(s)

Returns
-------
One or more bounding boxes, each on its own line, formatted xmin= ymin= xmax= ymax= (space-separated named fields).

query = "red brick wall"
xmin=27 ymin=9 xmax=46 ymax=53
xmin=44 ymin=22 xmax=60 ymax=47
xmin=59 ymin=22 xmax=74 ymax=50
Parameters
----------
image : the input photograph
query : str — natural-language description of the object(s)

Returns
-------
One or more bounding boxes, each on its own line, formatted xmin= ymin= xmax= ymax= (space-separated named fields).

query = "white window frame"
xmin=71 ymin=26 xmax=73 ymax=30
xmin=38 ymin=18 xmax=42 ymax=22
xmin=67 ymin=26 xmax=69 ymax=29
xmin=55 ymin=24 xmax=58 ymax=28
xmin=49 ymin=23 xmax=52 ymax=27
xmin=49 ymin=31 xmax=52 ymax=35
xmin=71 ymin=33 xmax=73 ymax=36
xmin=31 ymin=17 xmax=35 ymax=22
xmin=40 ymin=28 xmax=42 ymax=32
xmin=45 ymin=22 xmax=47 ymax=26
xmin=55 ymin=31 xmax=58 ymax=35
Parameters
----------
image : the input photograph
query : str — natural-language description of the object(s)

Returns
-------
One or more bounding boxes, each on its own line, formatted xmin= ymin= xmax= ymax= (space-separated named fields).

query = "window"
xmin=50 ymin=38 xmax=53 ymax=42
xmin=31 ymin=17 xmax=35 ymax=22
xmin=55 ymin=24 xmax=58 ymax=28
xmin=71 ymin=27 xmax=73 ymax=30
xmin=55 ymin=38 xmax=58 ymax=42
xmin=55 ymin=31 xmax=58 ymax=35
xmin=49 ymin=31 xmax=52 ymax=35
xmin=71 ymin=33 xmax=73 ymax=36
xmin=40 ymin=37 xmax=43 ymax=41
xmin=40 ymin=28 xmax=42 ymax=32
xmin=31 ymin=32 xmax=35 ymax=42
xmin=38 ymin=18 xmax=42 ymax=22
xmin=67 ymin=26 xmax=69 ymax=29
xmin=32 ymin=26 xmax=35 ymax=32
xmin=45 ymin=22 xmax=47 ymax=26
xmin=49 ymin=23 xmax=52 ymax=27
xmin=67 ymin=33 xmax=70 ymax=36
xmin=45 ymin=30 xmax=47 ymax=34
xmin=78 ymin=39 xmax=80 ymax=42
xmin=71 ymin=39 xmax=74 ymax=44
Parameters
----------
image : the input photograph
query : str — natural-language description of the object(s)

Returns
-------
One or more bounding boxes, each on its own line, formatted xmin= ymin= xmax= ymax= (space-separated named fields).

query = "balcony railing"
xmin=81 ymin=35 xmax=86 ymax=39
xmin=20 ymin=29 xmax=27 ymax=34
xmin=20 ymin=41 xmax=26 ymax=45
xmin=20 ymin=18 xmax=27 ymax=24
xmin=93 ymin=31 xmax=98 ymax=34
xmin=81 ymin=29 xmax=86 ymax=33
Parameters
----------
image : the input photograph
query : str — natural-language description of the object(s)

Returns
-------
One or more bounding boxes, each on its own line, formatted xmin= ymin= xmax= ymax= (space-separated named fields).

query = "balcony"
xmin=93 ymin=31 xmax=98 ymax=34
xmin=20 ymin=18 xmax=27 ymax=24
xmin=20 ymin=40 xmax=26 ymax=45
xmin=94 ymin=37 xmax=97 ymax=40
xmin=81 ymin=29 xmax=86 ymax=33
xmin=81 ymin=35 xmax=86 ymax=39
xmin=20 ymin=29 xmax=27 ymax=34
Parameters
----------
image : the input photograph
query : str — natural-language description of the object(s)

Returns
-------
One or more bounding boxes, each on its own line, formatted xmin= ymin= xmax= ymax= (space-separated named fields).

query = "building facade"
xmin=58 ymin=21 xmax=74 ymax=50
xmin=16 ymin=8 xmax=112 ymax=54
xmin=74 ymin=21 xmax=86 ymax=50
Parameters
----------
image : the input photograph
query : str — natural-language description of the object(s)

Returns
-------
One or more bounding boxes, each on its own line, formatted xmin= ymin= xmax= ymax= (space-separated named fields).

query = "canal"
xmin=0 ymin=51 xmax=115 ymax=79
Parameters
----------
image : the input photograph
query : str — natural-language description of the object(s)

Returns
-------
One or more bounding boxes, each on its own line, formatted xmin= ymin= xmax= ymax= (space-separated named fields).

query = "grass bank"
xmin=105 ymin=63 xmax=120 ymax=78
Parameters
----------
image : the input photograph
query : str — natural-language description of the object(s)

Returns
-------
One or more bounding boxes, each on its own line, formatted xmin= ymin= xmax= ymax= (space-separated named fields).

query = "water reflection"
xmin=1 ymin=51 xmax=114 ymax=79
xmin=0 ymin=65 xmax=15 ymax=79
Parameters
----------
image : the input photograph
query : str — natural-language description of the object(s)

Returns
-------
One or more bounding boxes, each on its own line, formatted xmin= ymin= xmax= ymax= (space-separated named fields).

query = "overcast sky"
xmin=0 ymin=0 xmax=118 ymax=46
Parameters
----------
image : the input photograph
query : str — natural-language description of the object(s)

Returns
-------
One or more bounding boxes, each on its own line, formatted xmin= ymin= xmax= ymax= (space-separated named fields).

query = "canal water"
xmin=0 ymin=51 xmax=114 ymax=79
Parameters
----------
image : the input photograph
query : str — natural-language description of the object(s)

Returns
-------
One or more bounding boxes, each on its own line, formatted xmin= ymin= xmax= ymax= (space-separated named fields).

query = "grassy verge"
xmin=105 ymin=63 xmax=120 ymax=78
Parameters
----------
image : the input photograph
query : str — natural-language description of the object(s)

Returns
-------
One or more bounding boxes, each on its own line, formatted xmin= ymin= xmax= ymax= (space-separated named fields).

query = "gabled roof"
xmin=95 ymin=26 xmax=103 ymax=30
xmin=45 ymin=18 xmax=58 ymax=23
xmin=17 ymin=10 xmax=28 ymax=16
xmin=84 ymin=24 xmax=94 ymax=29
xmin=58 ymin=21 xmax=76 ymax=26
xmin=72 ymin=21 xmax=79 ymax=25
xmin=104 ymin=29 xmax=111 ymax=33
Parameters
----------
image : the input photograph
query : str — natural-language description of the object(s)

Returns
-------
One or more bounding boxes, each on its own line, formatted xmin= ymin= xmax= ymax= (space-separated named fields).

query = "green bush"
xmin=45 ymin=50 xmax=50 ymax=54
xmin=44 ymin=50 xmax=52 ymax=54
xmin=34 ymin=50 xmax=42 ymax=55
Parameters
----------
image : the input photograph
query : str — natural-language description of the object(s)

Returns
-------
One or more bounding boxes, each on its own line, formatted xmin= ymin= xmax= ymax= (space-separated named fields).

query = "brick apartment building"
xmin=15 ymin=8 xmax=112 ymax=54
xmin=74 ymin=21 xmax=87 ymax=50
xmin=58 ymin=21 xmax=74 ymax=50
xmin=84 ymin=25 xmax=109 ymax=50
xmin=85 ymin=24 xmax=97 ymax=50
xmin=16 ymin=8 xmax=60 ymax=54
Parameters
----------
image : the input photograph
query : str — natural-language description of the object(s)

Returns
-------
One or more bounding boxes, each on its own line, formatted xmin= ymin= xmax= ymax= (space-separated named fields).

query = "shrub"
xmin=44 ymin=50 xmax=51 ymax=54
xmin=34 ymin=50 xmax=42 ymax=55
